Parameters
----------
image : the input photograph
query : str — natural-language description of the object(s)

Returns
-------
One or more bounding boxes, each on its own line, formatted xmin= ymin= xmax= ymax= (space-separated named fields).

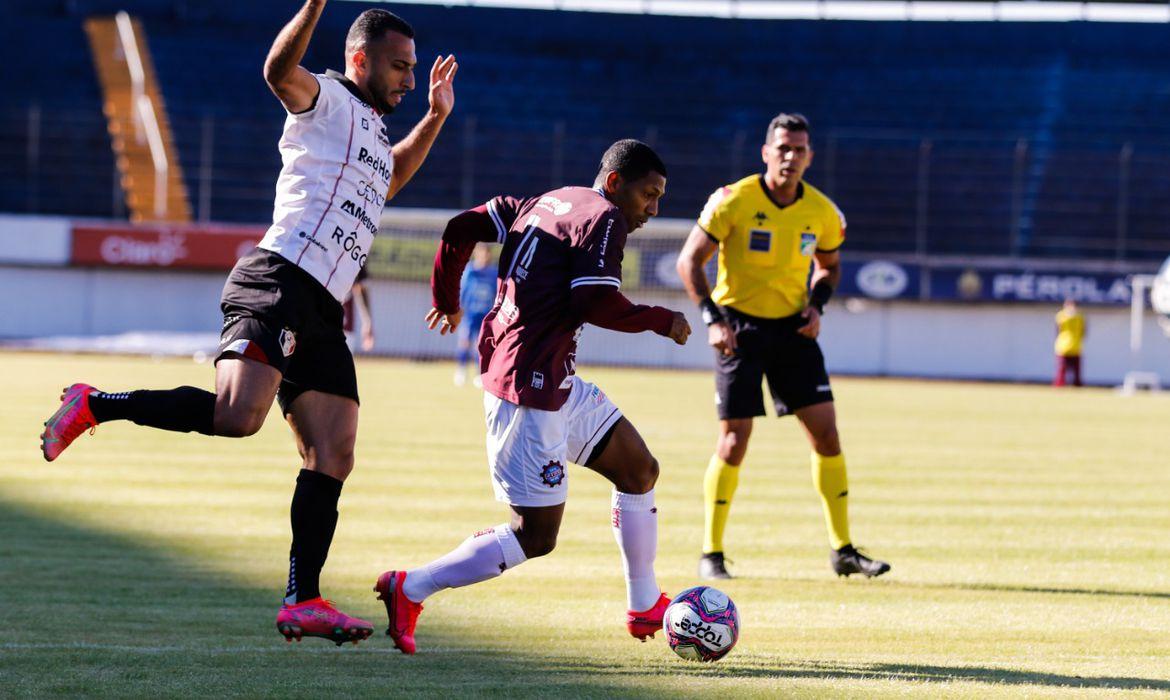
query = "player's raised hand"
xmin=667 ymin=312 xmax=692 ymax=345
xmin=425 ymin=307 xmax=462 ymax=335
xmin=797 ymin=306 xmax=821 ymax=339
xmin=428 ymin=54 xmax=458 ymax=119
xmin=708 ymin=320 xmax=737 ymax=356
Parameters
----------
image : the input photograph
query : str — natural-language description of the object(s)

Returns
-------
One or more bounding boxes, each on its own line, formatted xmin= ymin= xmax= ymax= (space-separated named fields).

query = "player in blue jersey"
xmin=453 ymin=244 xmax=497 ymax=386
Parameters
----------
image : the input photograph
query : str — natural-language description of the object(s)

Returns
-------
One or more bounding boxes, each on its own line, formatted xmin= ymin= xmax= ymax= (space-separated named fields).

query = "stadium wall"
xmin=2 ymin=263 xmax=1167 ymax=387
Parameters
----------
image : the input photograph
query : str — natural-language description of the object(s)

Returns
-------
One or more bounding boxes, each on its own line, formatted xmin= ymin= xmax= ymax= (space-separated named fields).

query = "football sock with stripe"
xmin=284 ymin=469 xmax=343 ymax=604
xmin=811 ymin=451 xmax=851 ymax=550
xmin=88 ymin=387 xmax=216 ymax=435
xmin=402 ymin=524 xmax=527 ymax=604
xmin=702 ymin=454 xmax=740 ymax=554
xmin=611 ymin=489 xmax=661 ymax=612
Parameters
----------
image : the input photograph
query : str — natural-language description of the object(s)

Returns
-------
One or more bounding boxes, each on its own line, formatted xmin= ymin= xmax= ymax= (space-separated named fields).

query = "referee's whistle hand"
xmin=709 ymin=321 xmax=737 ymax=356
xmin=797 ymin=307 xmax=821 ymax=339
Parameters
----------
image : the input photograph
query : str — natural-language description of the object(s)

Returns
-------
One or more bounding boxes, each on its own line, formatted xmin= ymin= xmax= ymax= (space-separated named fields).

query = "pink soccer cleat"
xmin=374 ymin=570 xmax=424 ymax=654
xmin=627 ymin=592 xmax=670 ymax=641
xmin=40 ymin=383 xmax=99 ymax=462
xmin=275 ymin=597 xmax=374 ymax=646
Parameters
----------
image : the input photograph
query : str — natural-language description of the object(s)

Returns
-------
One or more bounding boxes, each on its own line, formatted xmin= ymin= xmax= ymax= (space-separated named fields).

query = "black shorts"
xmin=217 ymin=248 xmax=359 ymax=414
xmin=714 ymin=306 xmax=833 ymax=420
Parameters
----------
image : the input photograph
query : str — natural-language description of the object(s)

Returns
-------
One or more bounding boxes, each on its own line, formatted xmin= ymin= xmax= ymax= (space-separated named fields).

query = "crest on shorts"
xmin=540 ymin=460 xmax=565 ymax=487
xmin=280 ymin=328 xmax=297 ymax=357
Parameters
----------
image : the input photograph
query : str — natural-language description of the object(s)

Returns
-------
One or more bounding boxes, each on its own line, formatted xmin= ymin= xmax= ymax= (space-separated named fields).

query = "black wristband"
xmin=809 ymin=279 xmax=834 ymax=314
xmin=698 ymin=297 xmax=725 ymax=326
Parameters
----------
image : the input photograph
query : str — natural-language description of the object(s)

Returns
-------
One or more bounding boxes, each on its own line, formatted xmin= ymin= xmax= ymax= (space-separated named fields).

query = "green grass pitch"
xmin=2 ymin=352 xmax=1168 ymax=698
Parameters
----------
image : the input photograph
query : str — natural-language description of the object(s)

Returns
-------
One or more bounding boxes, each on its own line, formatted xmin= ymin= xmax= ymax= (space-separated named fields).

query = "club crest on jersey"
xmin=531 ymin=371 xmax=544 ymax=389
xmin=800 ymin=232 xmax=817 ymax=257
xmin=540 ymin=460 xmax=566 ymax=487
xmin=280 ymin=328 xmax=297 ymax=357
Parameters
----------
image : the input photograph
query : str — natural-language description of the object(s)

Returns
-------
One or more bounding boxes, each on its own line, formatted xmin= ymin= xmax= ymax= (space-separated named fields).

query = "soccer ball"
xmin=663 ymin=586 xmax=740 ymax=662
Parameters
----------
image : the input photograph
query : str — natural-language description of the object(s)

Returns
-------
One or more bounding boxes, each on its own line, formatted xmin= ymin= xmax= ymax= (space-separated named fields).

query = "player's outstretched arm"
xmin=388 ymin=55 xmax=458 ymax=200
xmin=428 ymin=203 xmax=505 ymax=332
xmin=570 ymin=286 xmax=690 ymax=345
xmin=263 ymin=0 xmax=327 ymax=114
xmin=677 ymin=225 xmax=736 ymax=355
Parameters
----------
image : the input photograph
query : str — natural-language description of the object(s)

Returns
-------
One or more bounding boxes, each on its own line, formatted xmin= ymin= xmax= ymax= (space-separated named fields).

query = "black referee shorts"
xmin=216 ymin=248 xmax=359 ymax=414
xmin=714 ymin=306 xmax=833 ymax=420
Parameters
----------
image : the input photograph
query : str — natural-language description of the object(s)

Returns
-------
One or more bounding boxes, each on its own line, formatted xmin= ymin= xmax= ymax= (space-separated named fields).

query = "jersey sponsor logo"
xmin=749 ymin=229 xmax=771 ymax=252
xmin=535 ymin=195 xmax=573 ymax=216
xmin=357 ymin=146 xmax=392 ymax=184
xmin=331 ymin=226 xmax=369 ymax=266
xmin=799 ymin=232 xmax=817 ymax=257
xmin=856 ymin=261 xmax=909 ymax=299
xmin=531 ymin=371 xmax=544 ymax=389
xmin=279 ymin=328 xmax=297 ymax=357
xmin=339 ymin=199 xmax=379 ymax=236
xmin=598 ymin=218 xmax=614 ymax=267
xmin=355 ymin=179 xmax=386 ymax=208
xmin=539 ymin=460 xmax=565 ymax=487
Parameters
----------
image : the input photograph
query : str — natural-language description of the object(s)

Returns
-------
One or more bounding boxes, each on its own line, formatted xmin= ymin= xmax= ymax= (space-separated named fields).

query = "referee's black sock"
xmin=284 ymin=469 xmax=343 ymax=604
xmin=88 ymin=387 xmax=216 ymax=436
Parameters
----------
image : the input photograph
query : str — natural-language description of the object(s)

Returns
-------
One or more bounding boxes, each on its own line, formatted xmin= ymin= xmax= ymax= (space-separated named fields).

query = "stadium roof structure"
xmin=343 ymin=0 xmax=1170 ymax=22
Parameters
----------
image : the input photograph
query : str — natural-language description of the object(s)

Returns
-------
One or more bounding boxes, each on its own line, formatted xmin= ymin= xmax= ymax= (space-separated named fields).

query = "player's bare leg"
xmin=795 ymin=401 xmax=890 ymax=578
xmin=585 ymin=418 xmax=670 ymax=640
xmin=699 ymin=418 xmax=753 ymax=579
xmin=212 ymin=355 xmax=283 ymax=437
xmin=276 ymin=391 xmax=373 ymax=645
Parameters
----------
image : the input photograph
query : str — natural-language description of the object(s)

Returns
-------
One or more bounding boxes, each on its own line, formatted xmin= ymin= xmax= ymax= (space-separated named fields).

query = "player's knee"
xmin=309 ymin=439 xmax=356 ymax=481
xmin=812 ymin=425 xmax=840 ymax=455
xmin=718 ymin=430 xmax=750 ymax=462
xmin=214 ymin=405 xmax=267 ymax=438
xmin=517 ymin=531 xmax=557 ymax=558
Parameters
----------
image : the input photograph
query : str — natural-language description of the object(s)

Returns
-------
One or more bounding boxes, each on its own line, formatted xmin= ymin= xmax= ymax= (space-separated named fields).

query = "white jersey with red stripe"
xmin=258 ymin=71 xmax=392 ymax=302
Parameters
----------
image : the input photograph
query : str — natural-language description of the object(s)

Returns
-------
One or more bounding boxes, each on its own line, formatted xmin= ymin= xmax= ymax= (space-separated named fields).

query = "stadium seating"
xmin=6 ymin=0 xmax=1170 ymax=259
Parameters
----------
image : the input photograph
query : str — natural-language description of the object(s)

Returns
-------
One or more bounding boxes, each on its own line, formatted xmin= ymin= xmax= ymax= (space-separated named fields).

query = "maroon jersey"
xmin=431 ymin=186 xmax=674 ymax=410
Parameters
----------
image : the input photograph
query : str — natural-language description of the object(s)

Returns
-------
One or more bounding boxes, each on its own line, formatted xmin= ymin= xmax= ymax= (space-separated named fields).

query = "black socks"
xmin=285 ymin=469 xmax=344 ymax=604
xmin=89 ymin=387 xmax=216 ymax=436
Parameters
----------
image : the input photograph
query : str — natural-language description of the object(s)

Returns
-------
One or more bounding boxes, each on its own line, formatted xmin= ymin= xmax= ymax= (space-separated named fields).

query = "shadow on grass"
xmin=1 ymin=495 xmax=1166 ymax=696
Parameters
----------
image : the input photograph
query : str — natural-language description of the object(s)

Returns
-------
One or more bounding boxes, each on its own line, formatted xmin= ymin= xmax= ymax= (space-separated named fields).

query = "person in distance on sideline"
xmin=376 ymin=140 xmax=691 ymax=654
xmin=676 ymin=113 xmax=890 ymax=581
xmin=40 ymin=1 xmax=457 ymax=645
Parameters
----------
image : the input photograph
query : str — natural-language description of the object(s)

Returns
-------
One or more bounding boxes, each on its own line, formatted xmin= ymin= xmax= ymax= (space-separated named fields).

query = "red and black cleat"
xmin=627 ymin=592 xmax=670 ymax=641
xmin=40 ymin=383 xmax=99 ymax=462
xmin=374 ymin=570 xmax=424 ymax=654
xmin=275 ymin=598 xmax=374 ymax=646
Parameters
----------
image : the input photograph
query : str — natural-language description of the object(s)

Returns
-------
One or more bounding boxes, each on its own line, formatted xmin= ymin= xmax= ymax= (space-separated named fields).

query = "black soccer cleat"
xmin=698 ymin=551 xmax=734 ymax=580
xmin=831 ymin=544 xmax=891 ymax=578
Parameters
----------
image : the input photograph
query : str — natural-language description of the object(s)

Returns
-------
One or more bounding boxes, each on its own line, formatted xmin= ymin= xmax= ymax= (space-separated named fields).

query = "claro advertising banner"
xmin=71 ymin=223 xmax=265 ymax=270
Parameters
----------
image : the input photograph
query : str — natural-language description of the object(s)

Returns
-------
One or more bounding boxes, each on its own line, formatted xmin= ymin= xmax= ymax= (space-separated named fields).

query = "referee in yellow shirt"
xmin=676 ymin=113 xmax=890 ymax=580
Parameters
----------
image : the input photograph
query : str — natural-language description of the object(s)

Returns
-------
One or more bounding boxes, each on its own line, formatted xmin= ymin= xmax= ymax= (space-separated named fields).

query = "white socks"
xmin=611 ymin=488 xmax=661 ymax=612
xmin=402 ymin=524 xmax=527 ymax=603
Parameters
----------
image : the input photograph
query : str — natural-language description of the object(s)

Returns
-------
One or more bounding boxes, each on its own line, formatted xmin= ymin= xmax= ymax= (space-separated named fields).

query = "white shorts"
xmin=483 ymin=375 xmax=623 ymax=507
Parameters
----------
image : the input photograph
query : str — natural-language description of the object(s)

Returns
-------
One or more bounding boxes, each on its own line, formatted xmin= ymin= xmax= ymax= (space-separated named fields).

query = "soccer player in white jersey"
xmin=39 ymin=1 xmax=457 ymax=646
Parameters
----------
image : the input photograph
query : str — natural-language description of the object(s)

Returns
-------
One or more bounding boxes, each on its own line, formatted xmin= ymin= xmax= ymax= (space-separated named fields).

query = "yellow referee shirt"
xmin=1054 ymin=309 xmax=1085 ymax=357
xmin=698 ymin=174 xmax=846 ymax=319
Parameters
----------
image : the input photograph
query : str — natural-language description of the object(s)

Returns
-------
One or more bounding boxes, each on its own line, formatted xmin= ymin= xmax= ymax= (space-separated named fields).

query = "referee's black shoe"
xmin=698 ymin=552 xmax=734 ymax=580
xmin=830 ymin=545 xmax=891 ymax=578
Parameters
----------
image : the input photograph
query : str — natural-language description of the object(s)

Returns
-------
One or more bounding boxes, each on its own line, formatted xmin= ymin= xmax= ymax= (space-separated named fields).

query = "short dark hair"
xmin=596 ymin=139 xmax=667 ymax=184
xmin=345 ymin=9 xmax=414 ymax=57
xmin=766 ymin=112 xmax=811 ymax=142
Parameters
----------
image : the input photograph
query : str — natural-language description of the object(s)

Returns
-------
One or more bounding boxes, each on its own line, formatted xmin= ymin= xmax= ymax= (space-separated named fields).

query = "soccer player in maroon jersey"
xmin=374 ymin=140 xmax=692 ymax=654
